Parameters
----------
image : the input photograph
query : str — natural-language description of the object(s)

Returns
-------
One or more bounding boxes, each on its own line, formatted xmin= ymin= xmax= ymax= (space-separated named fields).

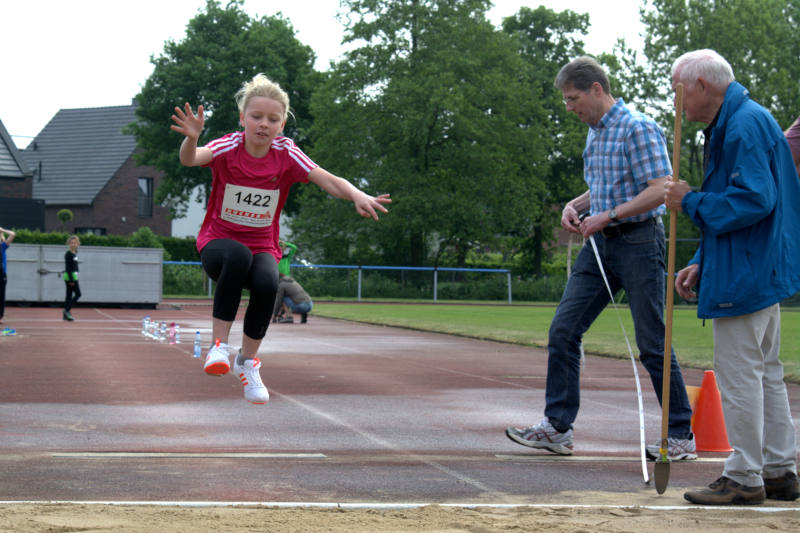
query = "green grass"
xmin=313 ymin=301 xmax=800 ymax=383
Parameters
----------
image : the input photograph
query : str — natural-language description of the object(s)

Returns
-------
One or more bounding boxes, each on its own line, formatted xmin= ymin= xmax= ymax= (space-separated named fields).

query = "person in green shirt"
xmin=277 ymin=240 xmax=296 ymax=277
xmin=274 ymin=240 xmax=298 ymax=320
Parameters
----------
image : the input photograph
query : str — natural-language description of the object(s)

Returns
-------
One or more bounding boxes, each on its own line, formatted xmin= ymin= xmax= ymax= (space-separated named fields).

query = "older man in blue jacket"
xmin=665 ymin=49 xmax=800 ymax=505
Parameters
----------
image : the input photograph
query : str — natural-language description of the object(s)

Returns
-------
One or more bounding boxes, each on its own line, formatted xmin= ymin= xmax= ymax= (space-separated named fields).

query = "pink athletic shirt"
xmin=196 ymin=132 xmax=317 ymax=261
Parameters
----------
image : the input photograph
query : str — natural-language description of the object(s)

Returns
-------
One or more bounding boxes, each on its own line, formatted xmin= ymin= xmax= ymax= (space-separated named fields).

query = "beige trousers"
xmin=713 ymin=303 xmax=798 ymax=487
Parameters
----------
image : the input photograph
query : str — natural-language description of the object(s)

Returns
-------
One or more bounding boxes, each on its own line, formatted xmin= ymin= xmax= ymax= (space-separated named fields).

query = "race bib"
xmin=220 ymin=184 xmax=279 ymax=228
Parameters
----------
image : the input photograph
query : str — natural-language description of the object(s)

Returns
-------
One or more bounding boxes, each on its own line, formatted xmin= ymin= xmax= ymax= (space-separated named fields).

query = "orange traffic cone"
xmin=691 ymin=370 xmax=733 ymax=452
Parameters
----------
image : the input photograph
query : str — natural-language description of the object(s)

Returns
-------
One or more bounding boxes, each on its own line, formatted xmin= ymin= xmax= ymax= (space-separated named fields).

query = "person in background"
xmin=278 ymin=240 xmax=296 ymax=277
xmin=505 ymin=56 xmax=695 ymax=460
xmin=666 ymin=49 xmax=800 ymax=505
xmin=784 ymin=114 xmax=800 ymax=177
xmin=63 ymin=235 xmax=81 ymax=322
xmin=272 ymin=273 xmax=313 ymax=324
xmin=0 ymin=227 xmax=16 ymax=324
xmin=275 ymin=239 xmax=298 ymax=318
xmin=170 ymin=73 xmax=390 ymax=405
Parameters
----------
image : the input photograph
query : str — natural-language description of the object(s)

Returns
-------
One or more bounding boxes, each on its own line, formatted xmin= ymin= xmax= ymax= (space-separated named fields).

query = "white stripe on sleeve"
xmin=205 ymin=132 xmax=244 ymax=157
xmin=272 ymin=137 xmax=317 ymax=173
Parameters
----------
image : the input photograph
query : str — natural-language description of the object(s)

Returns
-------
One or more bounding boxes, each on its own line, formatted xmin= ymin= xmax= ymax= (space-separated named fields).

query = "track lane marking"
xmin=495 ymin=454 xmax=725 ymax=463
xmin=50 ymin=452 xmax=326 ymax=459
xmin=271 ymin=390 xmax=498 ymax=495
xmin=0 ymin=501 xmax=796 ymax=512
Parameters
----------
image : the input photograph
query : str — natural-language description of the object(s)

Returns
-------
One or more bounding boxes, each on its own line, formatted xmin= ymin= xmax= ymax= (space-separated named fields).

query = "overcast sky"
xmin=0 ymin=0 xmax=645 ymax=149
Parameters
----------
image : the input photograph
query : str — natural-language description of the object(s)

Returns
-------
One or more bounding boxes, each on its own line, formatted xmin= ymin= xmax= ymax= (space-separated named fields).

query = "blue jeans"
xmin=284 ymin=297 xmax=312 ymax=314
xmin=544 ymin=219 xmax=693 ymax=438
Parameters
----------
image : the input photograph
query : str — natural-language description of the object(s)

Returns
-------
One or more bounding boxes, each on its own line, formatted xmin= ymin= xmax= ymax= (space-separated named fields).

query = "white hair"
xmin=672 ymin=49 xmax=734 ymax=89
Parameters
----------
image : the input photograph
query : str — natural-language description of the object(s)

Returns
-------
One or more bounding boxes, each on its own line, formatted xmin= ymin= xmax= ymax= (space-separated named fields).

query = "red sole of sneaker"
xmin=204 ymin=363 xmax=230 ymax=375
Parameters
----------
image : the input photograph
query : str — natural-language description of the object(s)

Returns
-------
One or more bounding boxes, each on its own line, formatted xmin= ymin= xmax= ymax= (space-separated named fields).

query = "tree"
xmin=56 ymin=209 xmax=73 ymax=229
xmin=609 ymin=0 xmax=800 ymax=269
xmin=290 ymin=0 xmax=553 ymax=271
xmin=612 ymin=0 xmax=800 ymax=188
xmin=126 ymin=0 xmax=322 ymax=218
xmin=499 ymin=6 xmax=590 ymax=274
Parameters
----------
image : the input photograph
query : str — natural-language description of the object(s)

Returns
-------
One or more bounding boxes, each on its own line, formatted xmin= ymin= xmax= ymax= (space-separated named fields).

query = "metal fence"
xmin=163 ymin=261 xmax=512 ymax=303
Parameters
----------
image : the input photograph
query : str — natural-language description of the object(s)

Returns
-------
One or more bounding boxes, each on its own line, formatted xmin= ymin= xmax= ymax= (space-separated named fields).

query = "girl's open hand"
xmin=354 ymin=193 xmax=391 ymax=220
xmin=170 ymin=103 xmax=205 ymax=139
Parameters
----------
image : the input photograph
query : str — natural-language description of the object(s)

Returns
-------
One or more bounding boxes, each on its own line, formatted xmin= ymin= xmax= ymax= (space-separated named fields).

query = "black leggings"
xmin=200 ymin=239 xmax=278 ymax=340
xmin=64 ymin=281 xmax=81 ymax=312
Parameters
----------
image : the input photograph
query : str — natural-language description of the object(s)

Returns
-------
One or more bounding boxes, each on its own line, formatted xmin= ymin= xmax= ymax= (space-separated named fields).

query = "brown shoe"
xmin=763 ymin=472 xmax=800 ymax=501
xmin=684 ymin=476 xmax=765 ymax=505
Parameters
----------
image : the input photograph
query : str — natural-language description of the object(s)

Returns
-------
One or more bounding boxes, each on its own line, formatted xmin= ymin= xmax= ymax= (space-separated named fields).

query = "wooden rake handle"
xmin=660 ymin=83 xmax=683 ymax=454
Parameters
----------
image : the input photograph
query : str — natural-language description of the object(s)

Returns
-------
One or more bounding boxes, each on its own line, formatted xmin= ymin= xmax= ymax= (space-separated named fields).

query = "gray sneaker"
xmin=505 ymin=417 xmax=574 ymax=455
xmin=645 ymin=434 xmax=697 ymax=461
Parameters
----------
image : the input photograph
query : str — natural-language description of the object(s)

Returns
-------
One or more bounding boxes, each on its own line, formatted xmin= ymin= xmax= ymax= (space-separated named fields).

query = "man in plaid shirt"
xmin=506 ymin=56 xmax=694 ymax=459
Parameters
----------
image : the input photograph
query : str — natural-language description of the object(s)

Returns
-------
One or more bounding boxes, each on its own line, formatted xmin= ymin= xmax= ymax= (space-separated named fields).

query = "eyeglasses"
xmin=562 ymin=94 xmax=582 ymax=106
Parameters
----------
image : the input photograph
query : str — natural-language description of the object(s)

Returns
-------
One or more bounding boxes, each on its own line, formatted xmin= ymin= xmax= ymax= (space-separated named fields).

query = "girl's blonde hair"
xmin=66 ymin=235 xmax=80 ymax=246
xmin=235 ymin=73 xmax=291 ymax=121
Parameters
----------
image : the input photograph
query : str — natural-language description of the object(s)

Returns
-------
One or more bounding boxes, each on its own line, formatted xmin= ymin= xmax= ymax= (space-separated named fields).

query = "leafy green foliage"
xmin=128 ymin=226 xmax=163 ymax=249
xmin=605 ymin=0 xmax=800 ymax=271
xmin=163 ymin=263 xmax=205 ymax=295
xmin=56 ymin=209 xmax=73 ymax=227
xmin=159 ymin=236 xmax=200 ymax=262
xmin=499 ymin=6 xmax=589 ymax=274
xmin=11 ymin=229 xmax=128 ymax=247
xmin=127 ymin=226 xmax=171 ymax=261
xmin=612 ymin=0 xmax=800 ymax=189
xmin=290 ymin=0 xmax=589 ymax=276
xmin=123 ymin=0 xmax=796 ymax=281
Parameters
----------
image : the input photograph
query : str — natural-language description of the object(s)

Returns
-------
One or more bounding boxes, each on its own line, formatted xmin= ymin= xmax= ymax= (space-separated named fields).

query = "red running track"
xmin=0 ymin=302 xmax=798 ymax=507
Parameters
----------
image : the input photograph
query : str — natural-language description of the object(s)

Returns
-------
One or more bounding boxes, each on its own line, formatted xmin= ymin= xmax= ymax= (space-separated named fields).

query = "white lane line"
xmin=45 ymin=452 xmax=723 ymax=464
xmin=50 ymin=452 xmax=326 ymax=459
xmin=0 ymin=501 xmax=796 ymax=512
xmin=94 ymin=308 xmax=132 ymax=324
xmin=271 ymin=390 xmax=496 ymax=495
xmin=495 ymin=455 xmax=725 ymax=463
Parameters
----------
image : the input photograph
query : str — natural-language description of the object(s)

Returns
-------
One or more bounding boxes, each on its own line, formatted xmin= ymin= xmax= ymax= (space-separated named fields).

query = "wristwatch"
xmin=608 ymin=207 xmax=619 ymax=222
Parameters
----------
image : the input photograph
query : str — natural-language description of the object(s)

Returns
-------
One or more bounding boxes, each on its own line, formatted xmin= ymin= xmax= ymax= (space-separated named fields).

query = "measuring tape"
xmin=587 ymin=234 xmax=650 ymax=484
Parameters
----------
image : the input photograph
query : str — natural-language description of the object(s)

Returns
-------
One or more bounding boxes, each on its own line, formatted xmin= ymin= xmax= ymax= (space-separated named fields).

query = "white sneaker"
xmin=505 ymin=417 xmax=574 ymax=455
xmin=203 ymin=339 xmax=232 ymax=376
xmin=233 ymin=356 xmax=269 ymax=404
xmin=646 ymin=434 xmax=698 ymax=461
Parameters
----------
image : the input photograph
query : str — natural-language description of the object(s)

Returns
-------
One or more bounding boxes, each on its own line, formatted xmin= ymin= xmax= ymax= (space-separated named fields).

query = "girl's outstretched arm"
xmin=307 ymin=168 xmax=391 ymax=220
xmin=170 ymin=103 xmax=213 ymax=167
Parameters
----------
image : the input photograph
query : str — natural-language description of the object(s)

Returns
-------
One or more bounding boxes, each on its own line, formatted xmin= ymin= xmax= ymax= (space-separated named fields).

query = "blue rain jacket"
xmin=682 ymin=82 xmax=800 ymax=318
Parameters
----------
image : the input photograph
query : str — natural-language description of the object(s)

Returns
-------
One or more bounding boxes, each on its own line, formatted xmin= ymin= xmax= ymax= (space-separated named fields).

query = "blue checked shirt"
xmin=584 ymin=98 xmax=671 ymax=223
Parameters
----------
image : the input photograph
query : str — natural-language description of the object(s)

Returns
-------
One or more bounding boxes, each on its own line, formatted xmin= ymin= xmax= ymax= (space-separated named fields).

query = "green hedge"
xmin=12 ymin=228 xmax=129 ymax=247
xmin=9 ymin=227 xmax=200 ymax=262
xmin=163 ymin=263 xmax=206 ymax=295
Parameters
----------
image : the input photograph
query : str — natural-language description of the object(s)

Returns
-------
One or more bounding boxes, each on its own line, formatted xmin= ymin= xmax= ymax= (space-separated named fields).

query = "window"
xmin=138 ymin=177 xmax=153 ymax=217
xmin=75 ymin=227 xmax=106 ymax=236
